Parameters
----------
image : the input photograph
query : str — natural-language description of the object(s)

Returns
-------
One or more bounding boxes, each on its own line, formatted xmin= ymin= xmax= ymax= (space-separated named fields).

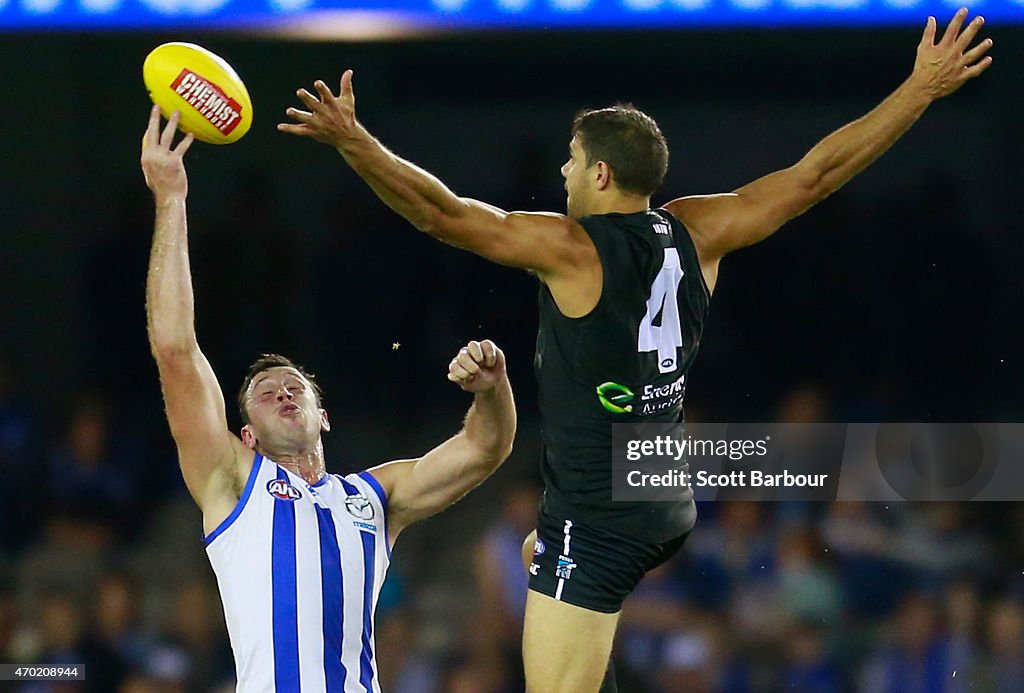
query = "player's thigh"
xmin=522 ymin=514 xmax=635 ymax=692
xmin=522 ymin=589 xmax=619 ymax=693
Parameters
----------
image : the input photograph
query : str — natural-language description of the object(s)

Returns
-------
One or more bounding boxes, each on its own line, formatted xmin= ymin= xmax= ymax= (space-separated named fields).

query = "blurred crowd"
xmin=2 ymin=351 xmax=1023 ymax=692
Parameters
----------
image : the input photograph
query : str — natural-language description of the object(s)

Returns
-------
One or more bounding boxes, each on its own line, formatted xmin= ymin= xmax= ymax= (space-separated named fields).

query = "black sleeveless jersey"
xmin=535 ymin=208 xmax=709 ymax=543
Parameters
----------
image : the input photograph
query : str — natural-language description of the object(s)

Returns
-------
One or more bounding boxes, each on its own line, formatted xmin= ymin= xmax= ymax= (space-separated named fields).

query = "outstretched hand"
xmin=278 ymin=70 xmax=358 ymax=148
xmin=140 ymin=105 xmax=194 ymax=201
xmin=913 ymin=8 xmax=993 ymax=100
xmin=447 ymin=340 xmax=507 ymax=393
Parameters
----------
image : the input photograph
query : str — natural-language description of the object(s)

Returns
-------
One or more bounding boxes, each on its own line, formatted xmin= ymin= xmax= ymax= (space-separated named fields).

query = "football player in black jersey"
xmin=280 ymin=11 xmax=991 ymax=692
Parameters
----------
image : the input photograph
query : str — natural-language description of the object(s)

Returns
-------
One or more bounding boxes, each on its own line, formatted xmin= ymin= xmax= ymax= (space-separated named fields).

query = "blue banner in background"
xmin=0 ymin=0 xmax=1018 ymax=32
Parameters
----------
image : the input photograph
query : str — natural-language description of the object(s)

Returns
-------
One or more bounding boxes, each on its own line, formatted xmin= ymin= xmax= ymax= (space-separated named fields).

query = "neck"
xmin=591 ymin=192 xmax=650 ymax=216
xmin=263 ymin=440 xmax=326 ymax=485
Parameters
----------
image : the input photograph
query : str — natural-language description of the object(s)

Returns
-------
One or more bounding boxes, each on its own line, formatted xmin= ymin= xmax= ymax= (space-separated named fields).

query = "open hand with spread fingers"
xmin=447 ymin=340 xmax=507 ymax=393
xmin=913 ymin=8 xmax=993 ymax=100
xmin=278 ymin=70 xmax=358 ymax=148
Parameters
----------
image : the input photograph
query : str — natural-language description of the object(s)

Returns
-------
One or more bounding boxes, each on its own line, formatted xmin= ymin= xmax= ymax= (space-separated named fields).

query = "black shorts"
xmin=527 ymin=507 xmax=691 ymax=614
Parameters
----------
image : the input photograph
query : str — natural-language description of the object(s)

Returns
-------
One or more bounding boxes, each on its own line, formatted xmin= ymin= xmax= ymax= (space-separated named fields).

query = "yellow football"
xmin=143 ymin=42 xmax=253 ymax=145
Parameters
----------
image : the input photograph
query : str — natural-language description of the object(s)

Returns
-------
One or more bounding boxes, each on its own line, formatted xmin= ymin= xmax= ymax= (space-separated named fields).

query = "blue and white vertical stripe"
xmin=204 ymin=454 xmax=391 ymax=693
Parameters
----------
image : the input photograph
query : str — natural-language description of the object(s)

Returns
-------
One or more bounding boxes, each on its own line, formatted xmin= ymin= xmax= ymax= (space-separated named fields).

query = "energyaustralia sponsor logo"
xmin=596 ymin=373 xmax=686 ymax=415
xmin=597 ymin=381 xmax=635 ymax=414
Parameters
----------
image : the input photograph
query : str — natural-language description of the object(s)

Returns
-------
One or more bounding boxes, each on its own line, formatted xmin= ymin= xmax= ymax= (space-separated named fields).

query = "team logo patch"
xmin=533 ymin=539 xmax=546 ymax=556
xmin=267 ymin=479 xmax=301 ymax=501
xmin=345 ymin=493 xmax=375 ymax=521
xmin=556 ymin=555 xmax=577 ymax=580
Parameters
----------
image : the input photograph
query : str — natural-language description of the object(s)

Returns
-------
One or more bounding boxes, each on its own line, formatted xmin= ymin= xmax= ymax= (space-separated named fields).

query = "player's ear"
xmin=241 ymin=425 xmax=257 ymax=450
xmin=594 ymin=161 xmax=612 ymax=191
xmin=320 ymin=409 xmax=331 ymax=433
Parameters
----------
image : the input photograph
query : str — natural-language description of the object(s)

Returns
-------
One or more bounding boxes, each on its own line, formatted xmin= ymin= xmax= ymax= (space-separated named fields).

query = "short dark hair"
xmin=571 ymin=104 xmax=668 ymax=197
xmin=237 ymin=354 xmax=324 ymax=426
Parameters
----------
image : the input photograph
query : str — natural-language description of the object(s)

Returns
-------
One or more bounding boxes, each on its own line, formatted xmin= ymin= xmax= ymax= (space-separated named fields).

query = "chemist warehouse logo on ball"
xmin=266 ymin=479 xmax=302 ymax=502
xmin=170 ymin=69 xmax=243 ymax=135
xmin=596 ymin=374 xmax=686 ymax=416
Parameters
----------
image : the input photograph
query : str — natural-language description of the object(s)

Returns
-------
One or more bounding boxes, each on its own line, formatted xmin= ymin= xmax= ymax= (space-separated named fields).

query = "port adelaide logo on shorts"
xmin=556 ymin=555 xmax=577 ymax=580
xmin=266 ymin=479 xmax=302 ymax=502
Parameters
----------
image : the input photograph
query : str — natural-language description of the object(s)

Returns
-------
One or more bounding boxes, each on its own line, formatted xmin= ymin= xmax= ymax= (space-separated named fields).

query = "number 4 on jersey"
xmin=638 ymin=248 xmax=684 ymax=374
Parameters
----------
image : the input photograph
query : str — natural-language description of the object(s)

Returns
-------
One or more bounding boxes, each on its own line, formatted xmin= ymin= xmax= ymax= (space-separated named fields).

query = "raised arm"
xmin=664 ymin=10 xmax=992 ymax=287
xmin=277 ymin=73 xmax=593 ymax=281
xmin=141 ymin=107 xmax=250 ymax=524
xmin=366 ymin=340 xmax=516 ymax=541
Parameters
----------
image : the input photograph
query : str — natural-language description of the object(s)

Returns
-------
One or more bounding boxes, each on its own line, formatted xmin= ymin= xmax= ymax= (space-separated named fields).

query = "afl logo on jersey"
xmin=267 ymin=479 xmax=302 ymax=502
xmin=345 ymin=493 xmax=375 ymax=521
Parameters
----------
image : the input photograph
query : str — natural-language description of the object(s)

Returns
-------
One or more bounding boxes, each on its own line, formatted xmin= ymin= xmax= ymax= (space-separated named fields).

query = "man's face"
xmin=561 ymin=135 xmax=593 ymax=219
xmin=242 ymin=367 xmax=327 ymax=451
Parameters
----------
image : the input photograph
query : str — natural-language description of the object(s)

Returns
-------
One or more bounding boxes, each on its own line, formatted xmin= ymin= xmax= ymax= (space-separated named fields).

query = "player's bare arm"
xmin=664 ymin=9 xmax=992 ymax=291
xmin=276 ymin=73 xmax=596 ymax=287
xmin=142 ymin=106 xmax=253 ymax=532
xmin=366 ymin=339 xmax=516 ymax=542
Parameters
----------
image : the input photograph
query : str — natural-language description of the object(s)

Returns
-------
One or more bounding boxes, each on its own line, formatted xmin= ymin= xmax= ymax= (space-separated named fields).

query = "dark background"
xmin=2 ymin=27 xmax=1022 ymax=426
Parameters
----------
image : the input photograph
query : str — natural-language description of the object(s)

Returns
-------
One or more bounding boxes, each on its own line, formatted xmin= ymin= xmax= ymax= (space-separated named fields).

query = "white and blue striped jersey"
xmin=203 ymin=453 xmax=391 ymax=693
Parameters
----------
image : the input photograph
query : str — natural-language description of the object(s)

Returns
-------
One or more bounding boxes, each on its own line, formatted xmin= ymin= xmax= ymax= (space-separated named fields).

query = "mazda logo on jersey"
xmin=266 ymin=479 xmax=302 ymax=501
xmin=345 ymin=493 xmax=375 ymax=521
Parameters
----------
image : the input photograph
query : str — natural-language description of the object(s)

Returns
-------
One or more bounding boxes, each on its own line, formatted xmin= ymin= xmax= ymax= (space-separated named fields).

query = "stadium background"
xmin=1 ymin=20 xmax=1023 ymax=691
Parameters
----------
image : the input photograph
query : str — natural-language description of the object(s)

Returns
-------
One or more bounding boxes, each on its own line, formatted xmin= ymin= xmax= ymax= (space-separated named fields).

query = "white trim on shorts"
xmin=554 ymin=519 xmax=574 ymax=601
